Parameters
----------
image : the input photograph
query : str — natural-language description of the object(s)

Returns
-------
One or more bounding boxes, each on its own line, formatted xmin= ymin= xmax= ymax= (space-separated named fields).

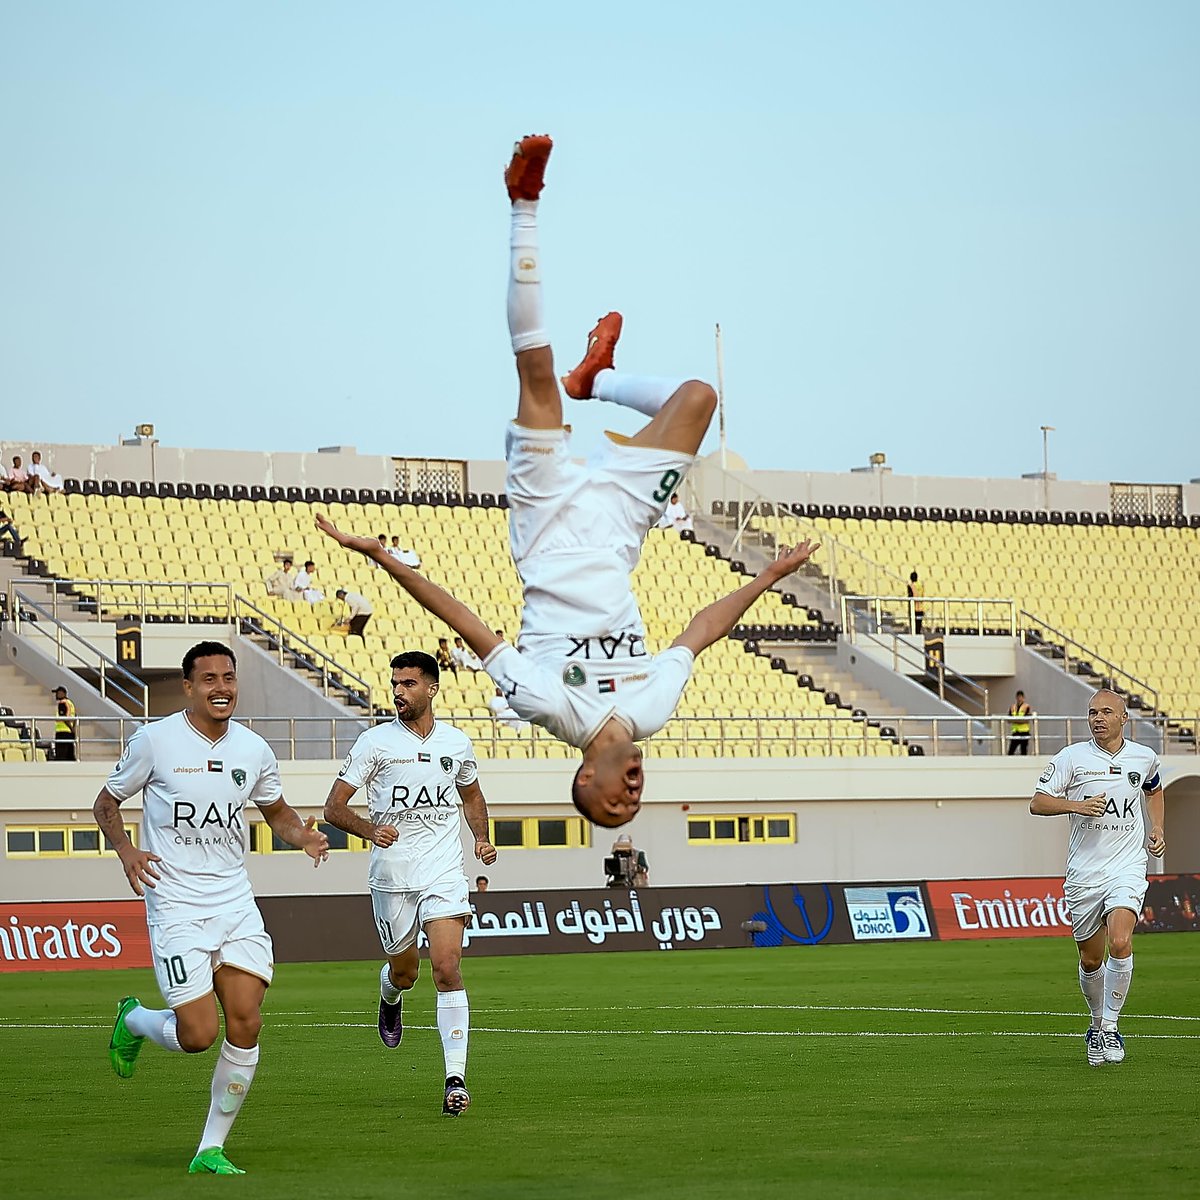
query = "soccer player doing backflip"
xmin=318 ymin=134 xmax=818 ymax=827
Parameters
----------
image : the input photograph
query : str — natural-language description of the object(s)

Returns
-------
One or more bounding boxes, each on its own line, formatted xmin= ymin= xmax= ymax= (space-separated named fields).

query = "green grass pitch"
xmin=1 ymin=937 xmax=1197 ymax=1200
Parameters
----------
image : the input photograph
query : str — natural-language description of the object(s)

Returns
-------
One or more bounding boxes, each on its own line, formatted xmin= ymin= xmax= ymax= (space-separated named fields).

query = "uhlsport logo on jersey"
xmin=843 ymin=886 xmax=931 ymax=941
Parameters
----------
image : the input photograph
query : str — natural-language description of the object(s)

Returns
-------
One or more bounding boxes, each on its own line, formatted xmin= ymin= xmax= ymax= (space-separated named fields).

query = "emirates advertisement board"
xmin=0 ymin=901 xmax=152 ymax=972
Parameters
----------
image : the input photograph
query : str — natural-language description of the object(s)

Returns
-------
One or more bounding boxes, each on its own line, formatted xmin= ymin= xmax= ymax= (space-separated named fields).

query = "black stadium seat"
xmin=358 ymin=489 xmax=374 ymax=505
xmin=194 ymin=482 xmax=213 ymax=500
xmin=63 ymin=477 xmax=82 ymax=494
xmin=375 ymin=488 xmax=393 ymax=505
xmin=176 ymin=482 xmax=194 ymax=499
xmin=286 ymin=487 xmax=304 ymax=503
xmin=266 ymin=486 xmax=284 ymax=502
xmin=138 ymin=480 xmax=155 ymax=498
xmin=339 ymin=488 xmax=356 ymax=504
xmin=249 ymin=485 xmax=266 ymax=502
xmin=120 ymin=480 xmax=138 ymax=498
xmin=321 ymin=488 xmax=338 ymax=505
xmin=231 ymin=484 xmax=249 ymax=502
xmin=217 ymin=484 xmax=235 ymax=501
xmin=101 ymin=480 xmax=119 ymax=496
xmin=82 ymin=478 xmax=100 ymax=495
xmin=304 ymin=487 xmax=321 ymax=503
xmin=157 ymin=481 xmax=175 ymax=498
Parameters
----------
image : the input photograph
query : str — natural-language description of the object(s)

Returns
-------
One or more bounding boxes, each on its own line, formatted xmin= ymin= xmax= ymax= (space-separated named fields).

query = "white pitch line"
xmin=2 ymin=1021 xmax=1198 ymax=1041
xmin=254 ymin=1003 xmax=1200 ymax=1023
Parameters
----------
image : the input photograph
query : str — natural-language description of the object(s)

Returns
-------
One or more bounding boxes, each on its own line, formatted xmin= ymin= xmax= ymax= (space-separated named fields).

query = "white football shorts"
xmin=506 ymin=423 xmax=693 ymax=559
xmin=1065 ymin=873 xmax=1149 ymax=943
xmin=149 ymin=904 xmax=274 ymax=1008
xmin=370 ymin=873 xmax=471 ymax=955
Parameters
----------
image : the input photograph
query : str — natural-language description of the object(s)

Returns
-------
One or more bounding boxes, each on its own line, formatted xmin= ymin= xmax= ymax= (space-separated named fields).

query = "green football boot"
xmin=188 ymin=1147 xmax=246 ymax=1175
xmin=107 ymin=996 xmax=145 ymax=1079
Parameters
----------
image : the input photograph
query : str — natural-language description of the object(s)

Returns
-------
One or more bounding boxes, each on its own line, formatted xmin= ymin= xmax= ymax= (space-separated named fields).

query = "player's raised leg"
xmin=379 ymin=947 xmax=420 ymax=1048
xmin=188 ymin=966 xmax=266 ymax=1176
xmin=426 ymin=916 xmax=472 ymax=1115
xmin=560 ymin=313 xmax=717 ymax=456
xmin=506 ymin=134 xmax=561 ymax=432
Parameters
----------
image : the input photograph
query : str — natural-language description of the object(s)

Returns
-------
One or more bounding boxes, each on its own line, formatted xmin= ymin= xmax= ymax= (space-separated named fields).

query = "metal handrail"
xmin=1019 ymin=610 xmax=1160 ymax=715
xmin=841 ymin=594 xmax=1018 ymax=637
xmin=690 ymin=468 xmax=906 ymax=612
xmin=234 ymin=595 xmax=374 ymax=712
xmin=7 ymin=577 xmax=237 ymax=624
xmin=7 ymin=588 xmax=149 ymax=716
xmin=840 ymin=595 xmax=993 ymax=715
xmin=2 ymin=712 xmax=1191 ymax=766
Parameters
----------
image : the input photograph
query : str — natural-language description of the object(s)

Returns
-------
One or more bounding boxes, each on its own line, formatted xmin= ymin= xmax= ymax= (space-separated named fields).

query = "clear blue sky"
xmin=2 ymin=1 xmax=1196 ymax=484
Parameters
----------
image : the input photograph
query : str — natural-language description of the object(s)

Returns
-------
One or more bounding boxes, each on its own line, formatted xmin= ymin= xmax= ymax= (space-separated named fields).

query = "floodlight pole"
xmin=715 ymin=323 xmax=727 ymax=470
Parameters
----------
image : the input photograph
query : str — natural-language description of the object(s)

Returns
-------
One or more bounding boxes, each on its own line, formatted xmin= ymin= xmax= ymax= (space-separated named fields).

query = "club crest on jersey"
xmin=231 ymin=768 xmax=246 ymax=788
xmin=207 ymin=759 xmax=223 ymax=773
xmin=440 ymin=756 xmax=454 ymax=774
xmin=563 ymin=664 xmax=586 ymax=687
xmin=1127 ymin=771 xmax=1141 ymax=787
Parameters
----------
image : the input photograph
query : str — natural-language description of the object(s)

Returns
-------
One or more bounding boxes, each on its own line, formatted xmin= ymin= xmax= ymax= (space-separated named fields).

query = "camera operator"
xmin=604 ymin=833 xmax=649 ymax=889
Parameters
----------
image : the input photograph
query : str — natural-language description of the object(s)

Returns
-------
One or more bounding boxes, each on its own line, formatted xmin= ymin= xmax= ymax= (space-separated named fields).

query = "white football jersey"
xmin=1036 ymin=738 xmax=1162 ymax=886
xmin=105 ymin=711 xmax=282 ymax=923
xmin=337 ymin=718 xmax=479 ymax=891
xmin=482 ymin=641 xmax=694 ymax=750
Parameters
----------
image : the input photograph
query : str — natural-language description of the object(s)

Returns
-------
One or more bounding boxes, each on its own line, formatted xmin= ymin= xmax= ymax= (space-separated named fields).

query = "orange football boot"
xmin=560 ymin=312 xmax=624 ymax=399
xmin=505 ymin=134 xmax=553 ymax=202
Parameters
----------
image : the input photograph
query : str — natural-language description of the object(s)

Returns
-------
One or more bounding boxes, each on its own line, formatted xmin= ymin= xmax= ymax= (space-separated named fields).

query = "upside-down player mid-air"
xmin=319 ymin=134 xmax=817 ymax=828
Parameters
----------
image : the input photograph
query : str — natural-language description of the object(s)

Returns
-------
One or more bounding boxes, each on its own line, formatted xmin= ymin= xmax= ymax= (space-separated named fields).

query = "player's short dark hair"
xmin=390 ymin=650 xmax=439 ymax=681
xmin=183 ymin=641 xmax=236 ymax=678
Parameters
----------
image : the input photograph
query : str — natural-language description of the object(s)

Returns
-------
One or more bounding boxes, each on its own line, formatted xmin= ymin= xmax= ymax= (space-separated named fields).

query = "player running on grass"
xmin=319 ymin=133 xmax=818 ymax=828
xmin=321 ymin=650 xmax=497 ymax=1117
xmin=95 ymin=641 xmax=329 ymax=1176
xmin=1029 ymin=688 xmax=1165 ymax=1067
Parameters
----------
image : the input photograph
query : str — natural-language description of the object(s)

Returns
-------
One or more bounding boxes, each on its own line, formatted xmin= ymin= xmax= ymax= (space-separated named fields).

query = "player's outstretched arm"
xmin=93 ymin=786 xmax=162 ymax=896
xmin=671 ymin=541 xmax=820 ymax=657
xmin=260 ymin=798 xmax=330 ymax=867
xmin=323 ymin=779 xmax=398 ymax=848
xmin=316 ymin=514 xmax=502 ymax=661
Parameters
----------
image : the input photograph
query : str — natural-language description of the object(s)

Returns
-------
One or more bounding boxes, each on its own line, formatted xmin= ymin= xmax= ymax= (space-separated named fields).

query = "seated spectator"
xmin=28 ymin=451 xmax=63 ymax=494
xmin=656 ymin=491 xmax=693 ymax=534
xmin=386 ymin=536 xmax=421 ymax=569
xmin=294 ymin=560 xmax=325 ymax=603
xmin=450 ymin=635 xmax=482 ymax=674
xmin=334 ymin=587 xmax=373 ymax=640
xmin=0 ymin=508 xmax=22 ymax=552
xmin=265 ymin=557 xmax=296 ymax=597
xmin=488 ymin=686 xmax=528 ymax=731
xmin=435 ymin=636 xmax=456 ymax=676
xmin=6 ymin=456 xmax=33 ymax=495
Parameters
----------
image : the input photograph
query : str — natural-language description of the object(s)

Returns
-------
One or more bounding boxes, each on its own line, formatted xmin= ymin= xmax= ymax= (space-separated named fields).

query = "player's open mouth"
xmin=211 ymin=698 xmax=232 ymax=709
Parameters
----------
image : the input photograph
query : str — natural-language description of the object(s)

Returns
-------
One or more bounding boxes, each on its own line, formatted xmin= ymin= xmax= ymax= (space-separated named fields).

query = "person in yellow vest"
xmin=907 ymin=570 xmax=926 ymax=634
xmin=1007 ymin=689 xmax=1033 ymax=755
xmin=53 ymin=685 xmax=77 ymax=762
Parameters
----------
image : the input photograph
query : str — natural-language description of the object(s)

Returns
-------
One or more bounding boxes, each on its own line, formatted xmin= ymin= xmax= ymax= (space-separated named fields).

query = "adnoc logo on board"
xmin=843 ymin=886 xmax=931 ymax=941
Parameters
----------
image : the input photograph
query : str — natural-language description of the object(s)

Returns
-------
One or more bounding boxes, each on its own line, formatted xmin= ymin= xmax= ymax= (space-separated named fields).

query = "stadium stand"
xmin=746 ymin=509 xmax=1199 ymax=719
xmin=0 ymin=489 xmax=907 ymax=758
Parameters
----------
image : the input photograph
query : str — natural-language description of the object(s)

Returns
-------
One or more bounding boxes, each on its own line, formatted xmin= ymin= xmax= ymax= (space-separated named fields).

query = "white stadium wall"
xmin=4 ymin=756 xmax=1198 ymax=904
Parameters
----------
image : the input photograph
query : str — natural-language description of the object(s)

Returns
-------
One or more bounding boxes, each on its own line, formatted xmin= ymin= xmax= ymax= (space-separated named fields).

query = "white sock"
xmin=1078 ymin=964 xmax=1104 ymax=1027
xmin=593 ymin=370 xmax=682 ymax=416
xmin=125 ymin=1004 xmax=183 ymax=1052
xmin=197 ymin=1040 xmax=259 ymax=1152
xmin=1101 ymin=954 xmax=1133 ymax=1027
xmin=436 ymin=989 xmax=469 ymax=1079
xmin=509 ymin=201 xmax=548 ymax=353
xmin=380 ymin=961 xmax=402 ymax=1004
